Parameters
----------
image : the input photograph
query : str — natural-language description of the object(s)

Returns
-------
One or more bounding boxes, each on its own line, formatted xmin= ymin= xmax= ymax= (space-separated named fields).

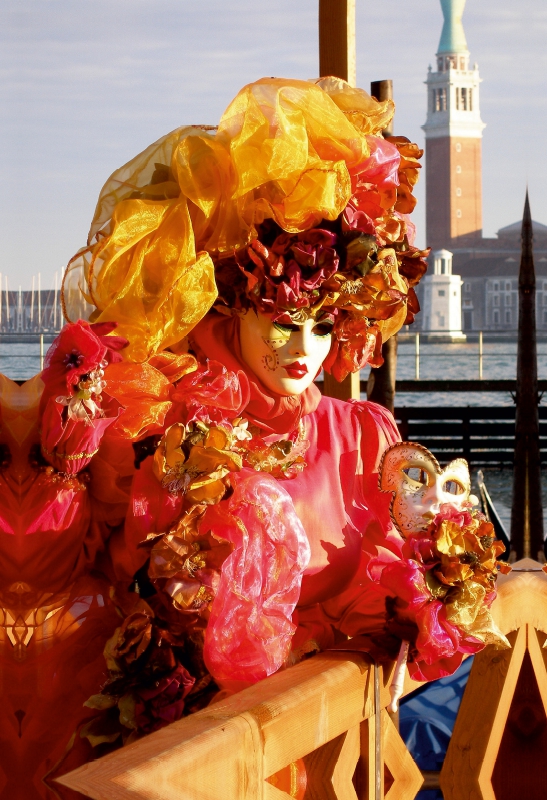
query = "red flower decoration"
xmin=323 ymin=316 xmax=383 ymax=382
xmin=134 ymin=663 xmax=195 ymax=734
xmin=41 ymin=394 xmax=121 ymax=474
xmin=241 ymin=228 xmax=340 ymax=320
xmin=41 ymin=320 xmax=128 ymax=395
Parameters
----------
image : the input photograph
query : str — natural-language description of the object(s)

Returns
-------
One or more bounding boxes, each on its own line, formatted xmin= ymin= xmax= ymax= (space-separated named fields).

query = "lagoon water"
xmin=2 ymin=336 xmax=547 ymax=533
xmin=3 ymin=337 xmax=540 ymax=391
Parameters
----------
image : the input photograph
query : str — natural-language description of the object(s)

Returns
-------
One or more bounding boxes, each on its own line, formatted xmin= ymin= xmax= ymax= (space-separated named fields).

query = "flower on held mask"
xmin=367 ymin=500 xmax=511 ymax=681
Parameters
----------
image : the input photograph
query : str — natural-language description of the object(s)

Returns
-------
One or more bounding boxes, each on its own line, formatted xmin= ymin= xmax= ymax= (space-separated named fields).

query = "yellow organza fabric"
xmin=63 ymin=77 xmax=395 ymax=361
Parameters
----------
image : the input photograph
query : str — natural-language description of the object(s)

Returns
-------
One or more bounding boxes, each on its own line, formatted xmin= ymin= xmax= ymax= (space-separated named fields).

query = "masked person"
xmin=1 ymin=77 xmax=427 ymax=795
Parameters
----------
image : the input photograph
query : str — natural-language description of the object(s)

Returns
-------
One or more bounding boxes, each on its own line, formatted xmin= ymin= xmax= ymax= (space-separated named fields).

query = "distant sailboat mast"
xmin=37 ymin=272 xmax=41 ymax=332
xmin=5 ymin=276 xmax=9 ymax=331
xmin=30 ymin=276 xmax=35 ymax=330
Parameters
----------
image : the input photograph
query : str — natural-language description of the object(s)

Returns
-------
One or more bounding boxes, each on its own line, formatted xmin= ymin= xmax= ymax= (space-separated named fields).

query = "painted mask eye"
xmin=312 ymin=321 xmax=334 ymax=337
xmin=443 ymin=479 xmax=465 ymax=495
xmin=273 ymin=322 xmax=299 ymax=335
xmin=402 ymin=467 xmax=429 ymax=486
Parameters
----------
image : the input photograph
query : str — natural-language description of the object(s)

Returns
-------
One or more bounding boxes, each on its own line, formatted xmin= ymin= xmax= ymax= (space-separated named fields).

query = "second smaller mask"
xmin=379 ymin=442 xmax=473 ymax=538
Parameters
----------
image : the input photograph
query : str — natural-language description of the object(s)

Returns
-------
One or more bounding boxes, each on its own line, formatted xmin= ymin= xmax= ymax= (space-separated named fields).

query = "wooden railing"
xmin=58 ymin=559 xmax=547 ymax=800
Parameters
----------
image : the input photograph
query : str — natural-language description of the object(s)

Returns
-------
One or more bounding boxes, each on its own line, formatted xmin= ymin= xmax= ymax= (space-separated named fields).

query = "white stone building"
xmin=421 ymin=249 xmax=465 ymax=340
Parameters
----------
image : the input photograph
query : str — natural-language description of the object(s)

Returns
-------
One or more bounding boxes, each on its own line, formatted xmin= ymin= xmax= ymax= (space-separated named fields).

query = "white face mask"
xmin=238 ymin=309 xmax=333 ymax=396
xmin=379 ymin=442 xmax=476 ymax=537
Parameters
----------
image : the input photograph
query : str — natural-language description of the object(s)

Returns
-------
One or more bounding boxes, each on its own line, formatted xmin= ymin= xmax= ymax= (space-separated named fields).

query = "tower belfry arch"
xmin=423 ymin=0 xmax=485 ymax=251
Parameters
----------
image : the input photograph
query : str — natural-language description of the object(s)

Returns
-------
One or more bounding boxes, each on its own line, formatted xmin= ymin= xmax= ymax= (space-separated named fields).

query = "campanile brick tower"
xmin=423 ymin=0 xmax=485 ymax=251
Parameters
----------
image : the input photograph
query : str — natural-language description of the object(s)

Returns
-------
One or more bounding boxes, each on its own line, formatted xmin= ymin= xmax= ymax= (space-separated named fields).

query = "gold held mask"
xmin=379 ymin=442 xmax=477 ymax=538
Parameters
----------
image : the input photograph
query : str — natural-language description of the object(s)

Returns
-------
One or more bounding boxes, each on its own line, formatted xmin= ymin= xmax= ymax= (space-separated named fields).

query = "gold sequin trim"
xmin=42 ymin=446 xmax=99 ymax=460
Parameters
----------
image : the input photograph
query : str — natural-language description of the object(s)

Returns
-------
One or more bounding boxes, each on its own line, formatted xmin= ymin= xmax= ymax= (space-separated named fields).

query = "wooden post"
xmin=319 ymin=0 xmax=359 ymax=401
xmin=510 ymin=192 xmax=544 ymax=561
xmin=367 ymin=335 xmax=398 ymax=413
xmin=318 ymin=0 xmax=355 ymax=86
xmin=366 ymin=80 xmax=398 ymax=413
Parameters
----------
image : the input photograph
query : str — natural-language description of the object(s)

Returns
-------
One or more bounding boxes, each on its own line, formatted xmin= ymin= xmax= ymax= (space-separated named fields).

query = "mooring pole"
xmin=318 ymin=0 xmax=356 ymax=86
xmin=366 ymin=79 xmax=397 ymax=412
xmin=510 ymin=192 xmax=544 ymax=561
xmin=319 ymin=0 xmax=361 ymax=401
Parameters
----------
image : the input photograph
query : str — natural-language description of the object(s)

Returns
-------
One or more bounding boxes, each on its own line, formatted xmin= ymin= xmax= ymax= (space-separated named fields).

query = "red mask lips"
xmin=283 ymin=362 xmax=308 ymax=379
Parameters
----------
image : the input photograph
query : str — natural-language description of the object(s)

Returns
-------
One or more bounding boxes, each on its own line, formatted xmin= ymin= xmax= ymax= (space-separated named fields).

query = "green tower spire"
xmin=438 ymin=0 xmax=468 ymax=54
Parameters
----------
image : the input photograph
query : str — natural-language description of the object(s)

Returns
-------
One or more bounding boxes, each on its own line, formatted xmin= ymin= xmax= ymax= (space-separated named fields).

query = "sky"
xmin=1 ymin=0 xmax=546 ymax=289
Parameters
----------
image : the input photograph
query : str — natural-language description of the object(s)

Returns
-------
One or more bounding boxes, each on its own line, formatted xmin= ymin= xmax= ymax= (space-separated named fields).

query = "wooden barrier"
xmin=441 ymin=558 xmax=547 ymax=800
xmin=58 ymin=559 xmax=547 ymax=800
xmin=57 ymin=650 xmax=424 ymax=799
xmin=395 ymin=406 xmax=547 ymax=467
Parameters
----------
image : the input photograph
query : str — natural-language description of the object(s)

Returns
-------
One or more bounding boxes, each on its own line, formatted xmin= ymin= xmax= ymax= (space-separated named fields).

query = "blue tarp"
xmin=399 ymin=657 xmax=473 ymax=800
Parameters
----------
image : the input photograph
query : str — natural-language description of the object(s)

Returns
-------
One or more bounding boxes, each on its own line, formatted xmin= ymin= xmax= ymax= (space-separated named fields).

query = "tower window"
xmin=456 ymin=209 xmax=462 ymax=218
xmin=456 ymin=165 xmax=462 ymax=174
xmin=438 ymin=290 xmax=446 ymax=296
xmin=469 ymin=88 xmax=473 ymax=111
xmin=455 ymin=142 xmax=462 ymax=152
xmin=460 ymin=57 xmax=465 ymax=70
xmin=456 ymin=188 xmax=462 ymax=197
xmin=456 ymin=88 xmax=470 ymax=111
xmin=434 ymin=88 xmax=447 ymax=111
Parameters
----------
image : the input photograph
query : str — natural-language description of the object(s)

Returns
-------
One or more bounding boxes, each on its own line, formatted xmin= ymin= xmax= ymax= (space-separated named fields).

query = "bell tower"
xmin=423 ymin=0 xmax=485 ymax=251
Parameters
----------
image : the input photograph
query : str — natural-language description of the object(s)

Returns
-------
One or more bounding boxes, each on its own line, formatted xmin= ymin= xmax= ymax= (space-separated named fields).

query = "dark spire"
xmin=510 ymin=191 xmax=544 ymax=560
xmin=520 ymin=190 xmax=534 ymax=277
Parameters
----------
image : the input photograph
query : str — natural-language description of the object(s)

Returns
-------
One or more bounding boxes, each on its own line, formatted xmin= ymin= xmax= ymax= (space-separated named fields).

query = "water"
xmin=0 ymin=341 xmax=43 ymax=381
xmin=361 ymin=338 xmax=547 ymax=407
xmin=0 ymin=337 xmax=538 ymax=390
